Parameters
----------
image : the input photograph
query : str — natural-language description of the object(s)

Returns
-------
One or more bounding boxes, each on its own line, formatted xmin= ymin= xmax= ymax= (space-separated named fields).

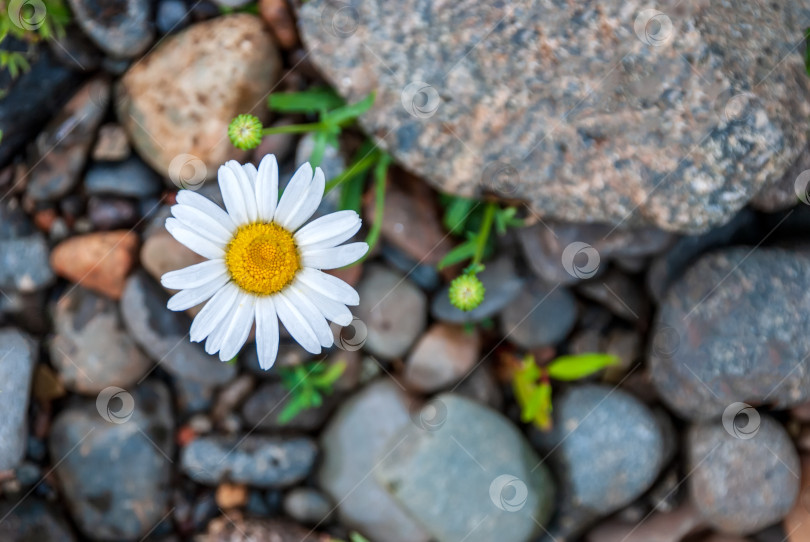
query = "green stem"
xmin=471 ymin=202 xmax=497 ymax=267
xmin=261 ymin=122 xmax=323 ymax=135
xmin=360 ymin=153 xmax=391 ymax=260
xmin=324 ymin=149 xmax=380 ymax=194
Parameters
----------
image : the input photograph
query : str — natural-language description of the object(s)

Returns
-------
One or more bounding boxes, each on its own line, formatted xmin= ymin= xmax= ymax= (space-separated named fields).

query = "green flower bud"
xmin=448 ymin=273 xmax=485 ymax=312
xmin=228 ymin=114 xmax=263 ymax=150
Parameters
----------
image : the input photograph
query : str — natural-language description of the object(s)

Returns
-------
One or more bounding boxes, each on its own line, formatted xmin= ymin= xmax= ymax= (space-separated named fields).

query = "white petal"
xmin=218 ymin=294 xmax=256 ymax=361
xmin=255 ymin=154 xmax=279 ymax=221
xmin=279 ymin=167 xmax=325 ymax=231
xmin=190 ymin=283 xmax=239 ymax=342
xmin=242 ymin=162 xmax=258 ymax=186
xmin=219 ymin=163 xmax=250 ymax=224
xmin=295 ymin=210 xmax=361 ymax=250
xmin=205 ymin=291 xmax=242 ymax=355
xmin=283 ymin=285 xmax=334 ymax=347
xmin=274 ymin=162 xmax=313 ymax=227
xmin=171 ymin=205 xmax=233 ymax=245
xmin=301 ymin=242 xmax=368 ymax=270
xmin=274 ymin=292 xmax=321 ymax=354
xmin=161 ymin=259 xmax=227 ymax=290
xmin=167 ymin=273 xmax=229 ymax=311
xmin=175 ymin=190 xmax=236 ymax=232
xmin=255 ymin=297 xmax=279 ymax=370
xmin=297 ymin=268 xmax=360 ymax=305
xmin=226 ymin=160 xmax=259 ymax=222
xmin=165 ymin=218 xmax=224 ymax=259
xmin=294 ymin=279 xmax=353 ymax=326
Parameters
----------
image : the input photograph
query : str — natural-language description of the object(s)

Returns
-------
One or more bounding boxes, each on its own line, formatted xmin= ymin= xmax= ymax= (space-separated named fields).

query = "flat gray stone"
xmin=0 ymin=329 xmax=36 ymax=470
xmin=299 ymin=0 xmax=810 ymax=233
xmin=181 ymin=435 xmax=317 ymax=488
xmin=50 ymin=381 xmax=174 ymax=540
xmin=377 ymin=394 xmax=555 ymax=542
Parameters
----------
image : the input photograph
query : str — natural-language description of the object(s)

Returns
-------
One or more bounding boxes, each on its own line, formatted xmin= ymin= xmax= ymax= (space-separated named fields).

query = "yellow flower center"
xmin=224 ymin=222 xmax=300 ymax=295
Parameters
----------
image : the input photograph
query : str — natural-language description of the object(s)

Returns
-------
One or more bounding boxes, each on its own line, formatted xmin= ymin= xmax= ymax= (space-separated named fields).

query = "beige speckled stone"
xmin=117 ymin=15 xmax=281 ymax=180
xmin=299 ymin=0 xmax=810 ymax=233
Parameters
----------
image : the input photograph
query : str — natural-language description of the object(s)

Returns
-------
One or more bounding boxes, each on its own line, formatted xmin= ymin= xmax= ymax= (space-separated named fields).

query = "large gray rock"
xmin=0 ymin=329 xmax=36 ymax=470
xmin=532 ymin=384 xmax=666 ymax=541
xmin=50 ymin=286 xmax=152 ymax=394
xmin=299 ymin=0 xmax=810 ymax=233
xmin=377 ymin=394 xmax=556 ymax=542
xmin=49 ymin=381 xmax=174 ymax=540
xmin=650 ymin=247 xmax=810 ymax=421
xmin=687 ymin=416 xmax=799 ymax=535
xmin=318 ymin=380 xmax=430 ymax=542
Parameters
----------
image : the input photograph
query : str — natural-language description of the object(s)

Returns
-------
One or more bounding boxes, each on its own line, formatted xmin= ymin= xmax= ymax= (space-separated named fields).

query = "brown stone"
xmin=299 ymin=0 xmax=810 ymax=233
xmin=50 ymin=231 xmax=139 ymax=299
xmin=784 ymin=456 xmax=810 ymax=542
xmin=117 ymin=15 xmax=281 ymax=178
xmin=404 ymin=323 xmax=480 ymax=393
xmin=92 ymin=123 xmax=131 ymax=161
xmin=364 ymin=169 xmax=452 ymax=265
xmin=215 ymin=483 xmax=248 ymax=509
xmin=258 ymin=0 xmax=299 ymax=49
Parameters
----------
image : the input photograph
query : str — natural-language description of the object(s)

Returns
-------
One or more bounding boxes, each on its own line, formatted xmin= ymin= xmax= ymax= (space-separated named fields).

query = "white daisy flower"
xmin=161 ymin=154 xmax=368 ymax=370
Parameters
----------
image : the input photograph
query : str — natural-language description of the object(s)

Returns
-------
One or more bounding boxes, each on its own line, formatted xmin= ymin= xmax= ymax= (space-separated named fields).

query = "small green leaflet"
xmin=268 ymin=88 xmax=346 ymax=114
xmin=546 ymin=353 xmax=619 ymax=381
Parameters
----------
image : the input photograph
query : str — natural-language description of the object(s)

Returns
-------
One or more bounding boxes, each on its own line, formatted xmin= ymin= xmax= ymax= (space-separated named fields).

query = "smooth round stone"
xmin=0 ymin=233 xmax=54 ymax=293
xmin=404 ymin=323 xmax=480 ymax=393
xmin=156 ymin=0 xmax=191 ymax=34
xmin=181 ymin=435 xmax=317 ymax=488
xmin=376 ymin=394 xmax=556 ymax=542
xmin=87 ymin=196 xmax=140 ymax=230
xmin=499 ymin=278 xmax=577 ymax=348
xmin=67 ymin=0 xmax=154 ymax=58
xmin=355 ymin=266 xmax=427 ymax=360
xmin=50 ymin=286 xmax=152 ymax=394
xmin=283 ymin=487 xmax=334 ymax=525
xmin=84 ymin=157 xmax=163 ymax=198
xmin=0 ymin=329 xmax=36 ymax=470
xmin=49 ymin=381 xmax=174 ymax=540
xmin=650 ymin=247 xmax=810 ymax=421
xmin=688 ymin=416 xmax=799 ymax=535
xmin=532 ymin=384 xmax=665 ymax=541
xmin=432 ymin=257 xmax=524 ymax=323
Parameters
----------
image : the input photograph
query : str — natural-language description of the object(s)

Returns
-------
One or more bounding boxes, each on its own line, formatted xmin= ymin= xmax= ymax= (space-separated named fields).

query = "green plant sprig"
xmin=439 ymin=196 xmax=523 ymax=312
xmin=228 ymin=88 xmax=390 ymax=263
xmin=513 ymin=353 xmax=619 ymax=431
xmin=278 ymin=360 xmax=346 ymax=423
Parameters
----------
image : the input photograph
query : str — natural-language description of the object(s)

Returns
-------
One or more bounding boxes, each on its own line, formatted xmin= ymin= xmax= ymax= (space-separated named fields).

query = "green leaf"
xmin=349 ymin=533 xmax=371 ymax=542
xmin=309 ymin=360 xmax=346 ymax=389
xmin=277 ymin=393 xmax=312 ymax=424
xmin=531 ymin=382 xmax=553 ymax=431
xmin=443 ymin=197 xmax=476 ymax=234
xmin=308 ymin=131 xmax=329 ymax=167
xmin=268 ymin=88 xmax=345 ymax=114
xmin=437 ymin=238 xmax=477 ymax=269
xmin=322 ymin=92 xmax=375 ymax=127
xmin=547 ymin=353 xmax=619 ymax=381
xmin=340 ymin=172 xmax=365 ymax=213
